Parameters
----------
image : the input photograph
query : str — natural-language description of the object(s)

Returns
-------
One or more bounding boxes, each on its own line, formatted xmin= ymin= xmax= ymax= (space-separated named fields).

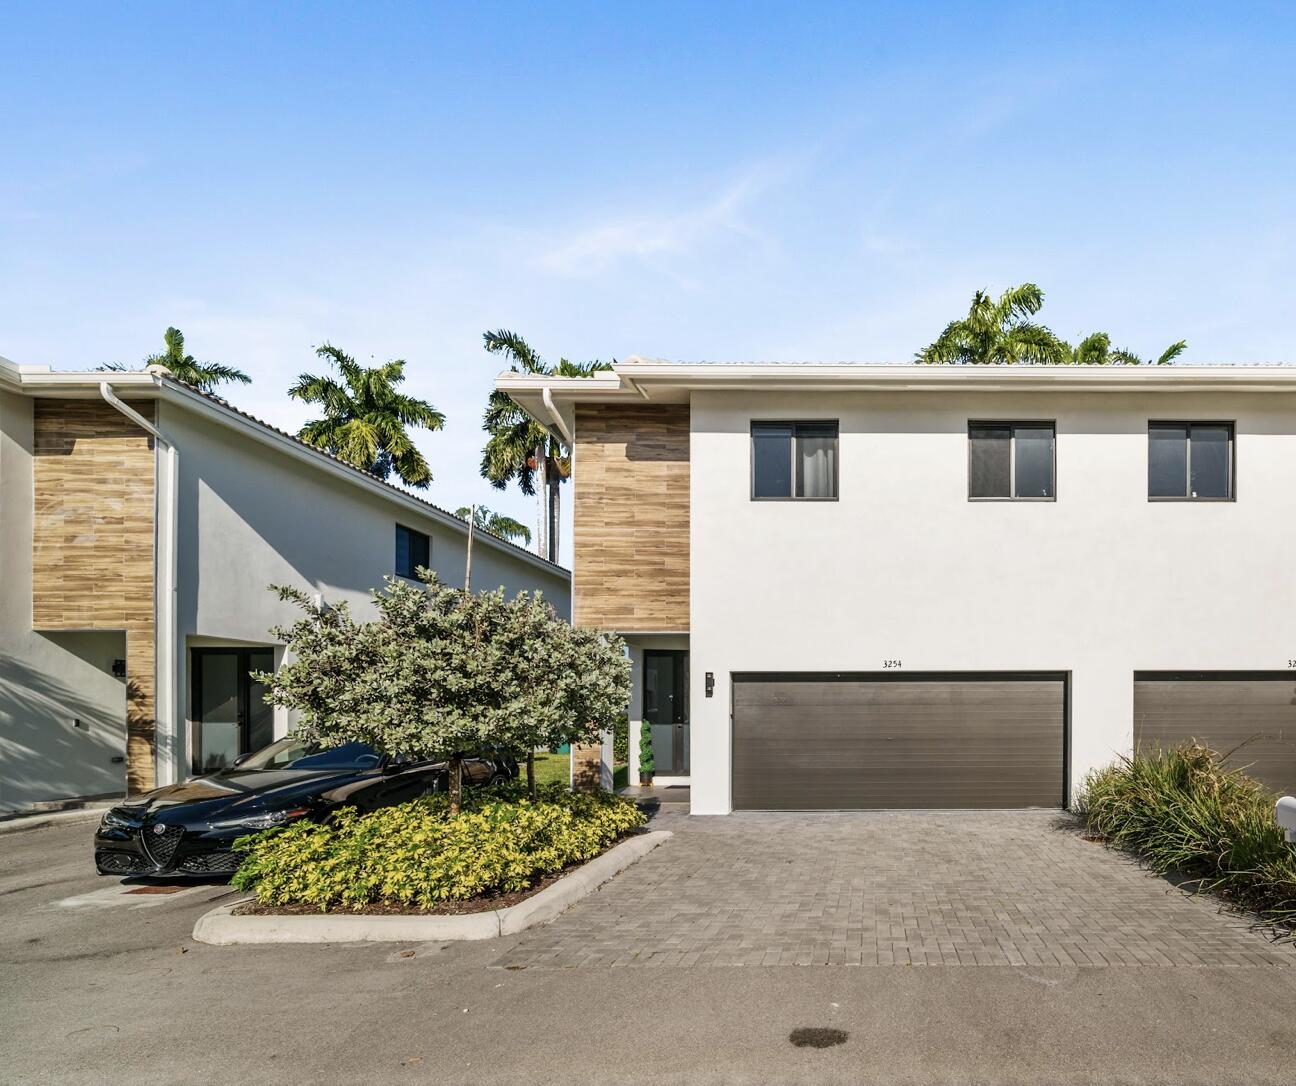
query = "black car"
xmin=94 ymin=739 xmax=518 ymax=878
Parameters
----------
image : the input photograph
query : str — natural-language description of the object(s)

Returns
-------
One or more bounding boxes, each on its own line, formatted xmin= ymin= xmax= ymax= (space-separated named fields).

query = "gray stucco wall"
xmin=0 ymin=391 xmax=130 ymax=811
xmin=161 ymin=401 xmax=571 ymax=773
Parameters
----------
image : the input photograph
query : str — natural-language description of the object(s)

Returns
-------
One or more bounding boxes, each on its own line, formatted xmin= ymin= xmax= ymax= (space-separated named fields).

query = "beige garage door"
xmin=1134 ymin=672 xmax=1296 ymax=796
xmin=731 ymin=673 xmax=1067 ymax=810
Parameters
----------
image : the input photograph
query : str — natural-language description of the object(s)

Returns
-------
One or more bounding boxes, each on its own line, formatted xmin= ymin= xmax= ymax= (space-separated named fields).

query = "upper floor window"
xmin=751 ymin=421 xmax=838 ymax=500
xmin=395 ymin=524 xmax=430 ymax=578
xmin=1148 ymin=422 xmax=1233 ymax=501
xmin=968 ymin=422 xmax=1055 ymax=500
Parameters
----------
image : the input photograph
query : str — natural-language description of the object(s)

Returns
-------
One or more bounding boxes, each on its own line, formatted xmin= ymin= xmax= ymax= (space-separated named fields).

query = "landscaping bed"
xmin=1080 ymin=743 xmax=1296 ymax=931
xmin=230 ymin=783 xmax=646 ymax=915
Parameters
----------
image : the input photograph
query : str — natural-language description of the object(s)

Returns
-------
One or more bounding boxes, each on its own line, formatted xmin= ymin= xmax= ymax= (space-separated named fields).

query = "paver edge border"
xmin=191 ymin=829 xmax=672 ymax=945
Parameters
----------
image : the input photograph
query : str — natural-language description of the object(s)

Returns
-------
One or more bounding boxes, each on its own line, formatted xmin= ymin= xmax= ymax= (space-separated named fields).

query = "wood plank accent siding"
xmin=573 ymin=404 xmax=689 ymax=632
xmin=32 ymin=399 xmax=157 ymax=793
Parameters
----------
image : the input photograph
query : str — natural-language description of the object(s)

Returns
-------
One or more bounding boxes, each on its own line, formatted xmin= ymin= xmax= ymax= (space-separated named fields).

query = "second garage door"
xmin=1134 ymin=672 xmax=1296 ymax=796
xmin=731 ymin=673 xmax=1066 ymax=810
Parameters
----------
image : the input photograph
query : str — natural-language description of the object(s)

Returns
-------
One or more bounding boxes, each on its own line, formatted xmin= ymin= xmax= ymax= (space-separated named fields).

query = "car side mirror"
xmin=382 ymin=760 xmax=406 ymax=775
xmin=232 ymin=753 xmax=250 ymax=768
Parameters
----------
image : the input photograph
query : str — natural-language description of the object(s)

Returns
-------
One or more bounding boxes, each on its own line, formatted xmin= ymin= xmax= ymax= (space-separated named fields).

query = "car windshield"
xmin=235 ymin=738 xmax=383 ymax=772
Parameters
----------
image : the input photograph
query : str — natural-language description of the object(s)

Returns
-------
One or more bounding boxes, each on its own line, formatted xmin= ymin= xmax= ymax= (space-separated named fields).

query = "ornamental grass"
xmin=1079 ymin=743 xmax=1296 ymax=931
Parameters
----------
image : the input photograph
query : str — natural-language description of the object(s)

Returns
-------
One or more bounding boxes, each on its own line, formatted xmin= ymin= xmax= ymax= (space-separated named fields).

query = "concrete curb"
xmin=0 ymin=808 xmax=109 ymax=836
xmin=192 ymin=829 xmax=671 ymax=945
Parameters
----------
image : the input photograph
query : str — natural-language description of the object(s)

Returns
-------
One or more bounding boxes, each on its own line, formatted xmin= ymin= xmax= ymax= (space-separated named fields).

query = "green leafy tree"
xmin=259 ymin=575 xmax=629 ymax=811
xmin=480 ymin=329 xmax=611 ymax=562
xmin=289 ymin=344 xmax=444 ymax=487
xmin=454 ymin=505 xmax=532 ymax=546
xmin=1069 ymin=332 xmax=1187 ymax=366
xmin=100 ymin=326 xmax=251 ymax=393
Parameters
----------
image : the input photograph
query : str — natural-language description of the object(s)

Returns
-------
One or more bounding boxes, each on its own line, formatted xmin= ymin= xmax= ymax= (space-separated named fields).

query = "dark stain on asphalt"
xmin=789 ymin=1027 xmax=848 ymax=1049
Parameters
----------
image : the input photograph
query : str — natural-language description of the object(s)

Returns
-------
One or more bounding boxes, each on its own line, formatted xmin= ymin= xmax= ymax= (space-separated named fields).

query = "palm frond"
xmin=995 ymin=283 xmax=1046 ymax=323
xmin=1109 ymin=348 xmax=1143 ymax=366
xmin=1155 ymin=340 xmax=1187 ymax=365
xmin=1071 ymin=332 xmax=1111 ymax=366
xmin=553 ymin=357 xmax=614 ymax=377
xmin=482 ymin=329 xmax=543 ymax=374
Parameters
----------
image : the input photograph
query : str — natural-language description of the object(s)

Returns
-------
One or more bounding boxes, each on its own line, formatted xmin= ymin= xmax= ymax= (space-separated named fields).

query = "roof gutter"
xmin=99 ymin=380 xmax=180 ymax=789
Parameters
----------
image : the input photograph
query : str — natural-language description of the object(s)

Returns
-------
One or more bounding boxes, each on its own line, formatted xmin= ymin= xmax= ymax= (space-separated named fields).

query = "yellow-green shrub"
xmin=230 ymin=783 xmax=646 ymax=911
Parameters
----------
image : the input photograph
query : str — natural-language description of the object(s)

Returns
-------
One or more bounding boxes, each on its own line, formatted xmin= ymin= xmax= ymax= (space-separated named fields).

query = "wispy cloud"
xmin=534 ymin=162 xmax=792 ymax=279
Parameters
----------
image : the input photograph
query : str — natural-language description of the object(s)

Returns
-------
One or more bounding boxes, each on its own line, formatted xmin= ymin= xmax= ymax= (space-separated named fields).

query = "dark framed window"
xmin=968 ymin=422 xmax=1055 ymax=500
xmin=395 ymin=524 xmax=430 ymax=578
xmin=1148 ymin=422 xmax=1234 ymax=501
xmin=751 ymin=421 xmax=838 ymax=500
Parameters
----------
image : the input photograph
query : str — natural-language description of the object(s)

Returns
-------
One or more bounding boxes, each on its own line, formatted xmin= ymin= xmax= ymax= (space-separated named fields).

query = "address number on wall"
xmin=882 ymin=659 xmax=902 ymax=670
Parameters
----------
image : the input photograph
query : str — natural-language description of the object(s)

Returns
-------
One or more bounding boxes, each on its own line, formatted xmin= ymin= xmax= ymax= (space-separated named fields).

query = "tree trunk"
xmin=548 ymin=473 xmax=561 ymax=565
xmin=463 ymin=504 xmax=475 ymax=593
xmin=526 ymin=750 xmax=537 ymax=801
xmin=534 ymin=444 xmax=548 ymax=560
xmin=448 ymin=753 xmax=463 ymax=816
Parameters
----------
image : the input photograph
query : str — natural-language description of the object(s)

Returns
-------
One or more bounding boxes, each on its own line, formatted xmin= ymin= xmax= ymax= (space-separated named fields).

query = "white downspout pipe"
xmin=541 ymin=386 xmax=573 ymax=446
xmin=99 ymin=381 xmax=180 ymax=787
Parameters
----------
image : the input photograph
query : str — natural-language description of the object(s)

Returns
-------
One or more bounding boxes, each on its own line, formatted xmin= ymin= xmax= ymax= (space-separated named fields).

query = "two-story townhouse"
xmin=499 ymin=358 xmax=1296 ymax=815
xmin=0 ymin=355 xmax=570 ymax=814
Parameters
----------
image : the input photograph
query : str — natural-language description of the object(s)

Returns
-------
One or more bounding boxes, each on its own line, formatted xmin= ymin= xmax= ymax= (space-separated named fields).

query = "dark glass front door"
xmin=191 ymin=648 xmax=274 ymax=775
xmin=644 ymin=650 xmax=689 ymax=775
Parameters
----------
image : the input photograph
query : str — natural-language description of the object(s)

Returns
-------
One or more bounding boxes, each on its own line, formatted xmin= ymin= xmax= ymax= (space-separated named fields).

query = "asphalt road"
xmin=3 ymin=819 xmax=1296 ymax=1085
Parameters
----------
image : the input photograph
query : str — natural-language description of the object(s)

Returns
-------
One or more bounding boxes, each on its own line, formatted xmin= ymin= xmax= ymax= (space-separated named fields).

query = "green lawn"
xmin=527 ymin=751 xmax=629 ymax=791
xmin=530 ymin=750 xmax=570 ymax=787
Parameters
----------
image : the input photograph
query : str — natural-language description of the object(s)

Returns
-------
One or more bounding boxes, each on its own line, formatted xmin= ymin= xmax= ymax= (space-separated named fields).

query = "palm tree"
xmin=919 ymin=284 xmax=1187 ymax=367
xmin=101 ymin=326 xmax=251 ymax=393
xmin=289 ymin=344 xmax=444 ymax=488
xmin=454 ymin=505 xmax=532 ymax=546
xmin=916 ymin=284 xmax=1071 ymax=365
xmin=480 ymin=329 xmax=610 ymax=562
xmin=1069 ymin=332 xmax=1187 ymax=366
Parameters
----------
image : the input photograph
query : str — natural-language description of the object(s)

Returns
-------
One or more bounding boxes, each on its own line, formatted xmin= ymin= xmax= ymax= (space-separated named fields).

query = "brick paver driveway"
xmin=494 ymin=810 xmax=1296 ymax=969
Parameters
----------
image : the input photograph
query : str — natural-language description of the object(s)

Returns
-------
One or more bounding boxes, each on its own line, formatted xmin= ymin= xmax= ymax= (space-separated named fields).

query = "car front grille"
xmin=140 ymin=824 xmax=184 ymax=869
xmin=178 ymin=850 xmax=243 ymax=875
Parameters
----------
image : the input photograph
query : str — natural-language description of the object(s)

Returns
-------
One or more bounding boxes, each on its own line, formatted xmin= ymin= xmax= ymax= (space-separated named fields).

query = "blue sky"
xmin=3 ymin=3 xmax=1294 ymax=565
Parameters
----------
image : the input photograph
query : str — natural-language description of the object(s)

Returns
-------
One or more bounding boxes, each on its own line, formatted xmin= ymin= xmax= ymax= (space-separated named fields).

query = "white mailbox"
xmin=1276 ymin=797 xmax=1296 ymax=843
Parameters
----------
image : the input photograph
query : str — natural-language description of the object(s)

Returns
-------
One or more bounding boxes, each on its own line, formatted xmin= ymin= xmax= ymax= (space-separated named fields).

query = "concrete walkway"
xmin=494 ymin=809 xmax=1296 ymax=969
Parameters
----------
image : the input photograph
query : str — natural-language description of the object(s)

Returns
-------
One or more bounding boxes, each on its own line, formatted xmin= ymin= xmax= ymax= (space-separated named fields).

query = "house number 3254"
xmin=882 ymin=659 xmax=902 ymax=669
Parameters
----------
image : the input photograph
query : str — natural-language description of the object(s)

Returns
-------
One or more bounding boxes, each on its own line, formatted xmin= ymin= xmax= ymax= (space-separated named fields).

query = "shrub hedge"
xmin=1080 ymin=743 xmax=1296 ymax=929
xmin=231 ymin=783 xmax=646 ymax=912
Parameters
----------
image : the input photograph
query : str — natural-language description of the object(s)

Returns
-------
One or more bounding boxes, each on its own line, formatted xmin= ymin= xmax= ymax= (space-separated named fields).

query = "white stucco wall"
xmin=0 ymin=391 xmax=130 ymax=811
xmin=688 ymin=389 xmax=1296 ymax=815
xmin=160 ymin=402 xmax=571 ymax=777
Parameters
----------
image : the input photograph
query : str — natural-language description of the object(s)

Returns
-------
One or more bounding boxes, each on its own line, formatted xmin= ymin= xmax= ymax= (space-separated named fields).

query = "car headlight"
xmin=210 ymin=806 xmax=310 ymax=831
xmin=100 ymin=810 xmax=133 ymax=829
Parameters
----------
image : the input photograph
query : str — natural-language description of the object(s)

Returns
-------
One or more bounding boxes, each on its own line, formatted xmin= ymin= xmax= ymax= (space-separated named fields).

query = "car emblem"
xmin=152 ymin=823 xmax=167 ymax=835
